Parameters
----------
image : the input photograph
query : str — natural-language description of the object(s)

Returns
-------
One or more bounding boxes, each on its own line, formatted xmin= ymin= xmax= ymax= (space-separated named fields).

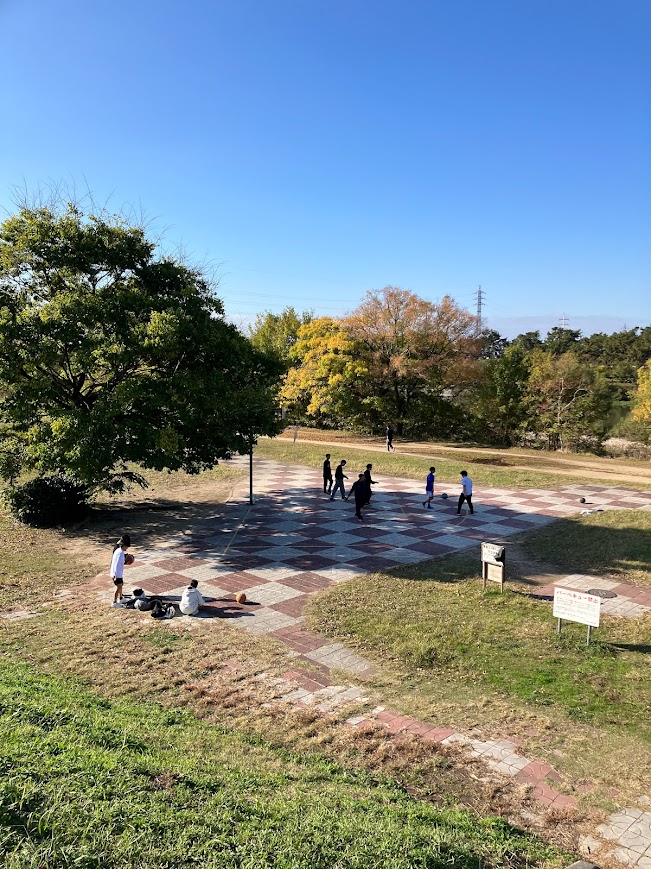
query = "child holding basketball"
xmin=110 ymin=534 xmax=131 ymax=606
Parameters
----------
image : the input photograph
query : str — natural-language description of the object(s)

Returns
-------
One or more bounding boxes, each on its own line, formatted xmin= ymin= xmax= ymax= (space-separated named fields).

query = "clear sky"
xmin=1 ymin=0 xmax=649 ymax=337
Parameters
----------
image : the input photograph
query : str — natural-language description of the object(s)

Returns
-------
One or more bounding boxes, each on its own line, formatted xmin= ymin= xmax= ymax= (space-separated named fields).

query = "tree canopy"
xmin=0 ymin=204 xmax=281 ymax=494
xmin=249 ymin=306 xmax=313 ymax=369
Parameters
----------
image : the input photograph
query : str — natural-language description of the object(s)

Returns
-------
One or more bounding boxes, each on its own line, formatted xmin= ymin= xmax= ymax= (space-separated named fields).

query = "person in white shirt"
xmin=457 ymin=471 xmax=474 ymax=515
xmin=110 ymin=534 xmax=131 ymax=606
xmin=180 ymin=580 xmax=205 ymax=615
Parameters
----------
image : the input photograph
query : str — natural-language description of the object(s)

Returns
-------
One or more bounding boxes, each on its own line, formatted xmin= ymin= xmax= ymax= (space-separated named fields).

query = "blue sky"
xmin=1 ymin=0 xmax=649 ymax=337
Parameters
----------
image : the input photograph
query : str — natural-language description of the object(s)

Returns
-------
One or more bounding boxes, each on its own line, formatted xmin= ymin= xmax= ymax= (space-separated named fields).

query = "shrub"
xmin=3 ymin=475 xmax=89 ymax=527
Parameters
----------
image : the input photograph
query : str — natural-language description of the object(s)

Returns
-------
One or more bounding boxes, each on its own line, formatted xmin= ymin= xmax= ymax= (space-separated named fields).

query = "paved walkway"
xmin=88 ymin=458 xmax=651 ymax=866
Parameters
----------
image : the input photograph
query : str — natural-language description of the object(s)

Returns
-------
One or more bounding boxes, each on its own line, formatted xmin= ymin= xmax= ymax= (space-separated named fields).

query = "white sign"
xmin=481 ymin=543 xmax=504 ymax=565
xmin=553 ymin=587 xmax=601 ymax=628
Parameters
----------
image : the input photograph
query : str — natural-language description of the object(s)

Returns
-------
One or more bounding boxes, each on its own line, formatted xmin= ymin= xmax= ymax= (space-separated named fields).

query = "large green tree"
xmin=0 ymin=204 xmax=281 ymax=493
xmin=471 ymin=345 xmax=531 ymax=445
xmin=249 ymin=306 xmax=313 ymax=370
xmin=523 ymin=350 xmax=611 ymax=451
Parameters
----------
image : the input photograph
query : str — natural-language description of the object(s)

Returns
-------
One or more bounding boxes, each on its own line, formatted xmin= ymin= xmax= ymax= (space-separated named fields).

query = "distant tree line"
xmin=250 ymin=289 xmax=651 ymax=451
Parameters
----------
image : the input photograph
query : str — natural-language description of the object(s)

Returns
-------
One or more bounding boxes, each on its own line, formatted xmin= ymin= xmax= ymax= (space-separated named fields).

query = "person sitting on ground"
xmin=180 ymin=579 xmax=205 ymax=616
xmin=131 ymin=588 xmax=152 ymax=611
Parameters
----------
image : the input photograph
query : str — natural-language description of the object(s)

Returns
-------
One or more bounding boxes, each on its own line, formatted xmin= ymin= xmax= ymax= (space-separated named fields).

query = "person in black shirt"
xmin=349 ymin=473 xmax=367 ymax=520
xmin=386 ymin=425 xmax=395 ymax=452
xmin=330 ymin=460 xmax=348 ymax=500
xmin=322 ymin=454 xmax=333 ymax=494
xmin=363 ymin=464 xmax=377 ymax=505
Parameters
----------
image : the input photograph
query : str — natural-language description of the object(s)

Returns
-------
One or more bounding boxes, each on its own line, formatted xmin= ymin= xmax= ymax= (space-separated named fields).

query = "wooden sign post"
xmin=481 ymin=543 xmax=506 ymax=592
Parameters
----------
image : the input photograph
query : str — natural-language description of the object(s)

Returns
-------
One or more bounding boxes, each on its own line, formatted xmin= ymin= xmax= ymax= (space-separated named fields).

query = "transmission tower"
xmin=559 ymin=313 xmax=569 ymax=329
xmin=475 ymin=285 xmax=485 ymax=334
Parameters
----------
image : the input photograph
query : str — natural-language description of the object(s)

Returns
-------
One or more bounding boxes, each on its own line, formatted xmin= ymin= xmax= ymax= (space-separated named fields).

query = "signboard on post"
xmin=481 ymin=543 xmax=505 ymax=592
xmin=552 ymin=587 xmax=601 ymax=644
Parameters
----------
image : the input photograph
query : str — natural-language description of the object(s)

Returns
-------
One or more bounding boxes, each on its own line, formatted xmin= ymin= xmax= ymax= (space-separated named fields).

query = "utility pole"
xmin=475 ymin=285 xmax=485 ymax=335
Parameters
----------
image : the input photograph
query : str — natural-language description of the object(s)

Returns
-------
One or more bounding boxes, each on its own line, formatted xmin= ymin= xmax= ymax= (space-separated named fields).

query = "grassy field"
xmin=0 ymin=661 xmax=567 ymax=869
xmin=521 ymin=509 xmax=651 ymax=588
xmin=256 ymin=438 xmax=642 ymax=490
xmin=307 ymin=553 xmax=651 ymax=802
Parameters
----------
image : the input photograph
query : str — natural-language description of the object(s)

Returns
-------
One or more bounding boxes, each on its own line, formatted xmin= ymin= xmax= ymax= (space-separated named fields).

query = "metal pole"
xmin=557 ymin=618 xmax=562 ymax=636
xmin=587 ymin=625 xmax=592 ymax=646
xmin=249 ymin=434 xmax=253 ymax=505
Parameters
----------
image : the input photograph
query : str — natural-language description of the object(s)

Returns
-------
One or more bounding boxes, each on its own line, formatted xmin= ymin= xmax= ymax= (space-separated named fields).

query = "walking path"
xmin=86 ymin=458 xmax=651 ymax=867
xmin=280 ymin=434 xmax=651 ymax=486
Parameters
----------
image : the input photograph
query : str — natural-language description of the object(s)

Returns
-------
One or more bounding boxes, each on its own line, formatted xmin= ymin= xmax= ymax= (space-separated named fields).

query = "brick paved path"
xmin=88 ymin=457 xmax=651 ymax=865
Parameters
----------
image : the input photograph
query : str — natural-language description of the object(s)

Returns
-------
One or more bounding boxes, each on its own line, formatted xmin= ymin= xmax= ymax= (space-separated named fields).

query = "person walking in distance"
xmin=330 ymin=460 xmax=348 ymax=500
xmin=363 ymin=464 xmax=377 ymax=506
xmin=423 ymin=467 xmax=435 ymax=509
xmin=322 ymin=453 xmax=333 ymax=494
xmin=457 ymin=470 xmax=474 ymax=515
xmin=386 ymin=425 xmax=395 ymax=452
xmin=350 ymin=473 xmax=367 ymax=520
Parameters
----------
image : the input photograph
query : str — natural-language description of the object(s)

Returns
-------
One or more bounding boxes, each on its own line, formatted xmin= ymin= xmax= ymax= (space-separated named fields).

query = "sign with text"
xmin=481 ymin=543 xmax=505 ymax=565
xmin=552 ymin=587 xmax=601 ymax=628
xmin=481 ymin=542 xmax=505 ymax=591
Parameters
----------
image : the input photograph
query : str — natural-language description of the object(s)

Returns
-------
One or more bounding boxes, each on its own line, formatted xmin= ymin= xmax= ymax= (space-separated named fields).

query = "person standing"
xmin=322 ymin=453 xmax=333 ymax=494
xmin=363 ymin=464 xmax=377 ymax=505
xmin=386 ymin=425 xmax=395 ymax=452
xmin=110 ymin=534 xmax=131 ymax=606
xmin=349 ymin=473 xmax=367 ymax=520
xmin=457 ymin=470 xmax=474 ymax=515
xmin=423 ymin=466 xmax=435 ymax=508
xmin=330 ymin=460 xmax=348 ymax=500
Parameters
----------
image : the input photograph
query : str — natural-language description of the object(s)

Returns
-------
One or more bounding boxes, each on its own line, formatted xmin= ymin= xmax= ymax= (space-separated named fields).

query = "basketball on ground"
xmin=441 ymin=493 xmax=448 ymax=500
xmin=236 ymin=592 xmax=247 ymax=604
xmin=579 ymin=497 xmax=586 ymax=504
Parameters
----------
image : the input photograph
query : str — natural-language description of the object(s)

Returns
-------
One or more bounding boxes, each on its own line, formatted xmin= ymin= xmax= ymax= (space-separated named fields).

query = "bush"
xmin=3 ymin=475 xmax=89 ymax=526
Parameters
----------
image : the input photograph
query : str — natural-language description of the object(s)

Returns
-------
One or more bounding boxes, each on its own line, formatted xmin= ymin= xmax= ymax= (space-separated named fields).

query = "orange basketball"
xmin=124 ymin=553 xmax=135 ymax=566
xmin=235 ymin=592 xmax=247 ymax=604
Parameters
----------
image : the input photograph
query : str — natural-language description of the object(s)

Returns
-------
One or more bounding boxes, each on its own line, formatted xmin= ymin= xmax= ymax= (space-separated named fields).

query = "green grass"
xmin=0 ymin=661 xmax=566 ymax=869
xmin=308 ymin=555 xmax=651 ymax=743
xmin=522 ymin=509 xmax=651 ymax=587
xmin=256 ymin=439 xmax=619 ymax=490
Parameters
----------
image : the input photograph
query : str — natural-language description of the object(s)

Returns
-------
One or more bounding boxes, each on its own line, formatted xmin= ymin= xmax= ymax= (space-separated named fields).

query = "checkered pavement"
xmin=105 ymin=458 xmax=651 ymax=641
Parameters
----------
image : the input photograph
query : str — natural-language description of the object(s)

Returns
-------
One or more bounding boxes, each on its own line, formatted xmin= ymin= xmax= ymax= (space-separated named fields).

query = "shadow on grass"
xmin=520 ymin=514 xmax=651 ymax=583
xmin=606 ymin=643 xmax=651 ymax=654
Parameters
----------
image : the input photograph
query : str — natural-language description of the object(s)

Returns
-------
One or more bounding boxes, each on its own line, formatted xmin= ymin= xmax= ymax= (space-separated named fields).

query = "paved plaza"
xmin=111 ymin=458 xmax=651 ymax=635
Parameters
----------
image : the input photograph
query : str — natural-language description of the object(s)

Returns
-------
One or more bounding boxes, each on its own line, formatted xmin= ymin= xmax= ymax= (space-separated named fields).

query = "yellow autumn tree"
xmin=279 ymin=317 xmax=369 ymax=428
xmin=631 ymin=359 xmax=651 ymax=425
